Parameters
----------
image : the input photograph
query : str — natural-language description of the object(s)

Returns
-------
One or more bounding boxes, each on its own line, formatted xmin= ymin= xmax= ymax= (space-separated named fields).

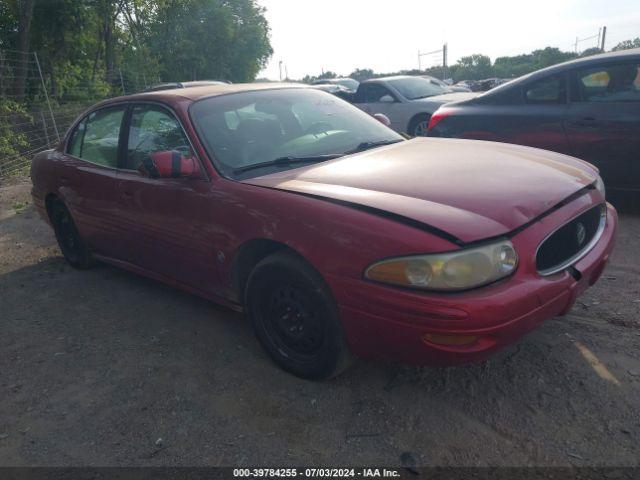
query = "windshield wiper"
xmin=233 ymin=154 xmax=343 ymax=174
xmin=344 ymin=139 xmax=403 ymax=155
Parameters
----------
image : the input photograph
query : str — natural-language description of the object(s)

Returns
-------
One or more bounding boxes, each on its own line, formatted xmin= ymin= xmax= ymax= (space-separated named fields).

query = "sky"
xmin=256 ymin=0 xmax=640 ymax=80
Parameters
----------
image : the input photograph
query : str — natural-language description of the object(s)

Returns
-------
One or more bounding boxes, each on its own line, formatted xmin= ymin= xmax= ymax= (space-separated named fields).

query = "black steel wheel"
xmin=246 ymin=251 xmax=353 ymax=379
xmin=50 ymin=199 xmax=95 ymax=269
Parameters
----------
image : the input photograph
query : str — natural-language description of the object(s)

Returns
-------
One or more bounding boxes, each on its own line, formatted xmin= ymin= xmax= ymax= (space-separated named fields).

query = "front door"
xmin=115 ymin=103 xmax=221 ymax=294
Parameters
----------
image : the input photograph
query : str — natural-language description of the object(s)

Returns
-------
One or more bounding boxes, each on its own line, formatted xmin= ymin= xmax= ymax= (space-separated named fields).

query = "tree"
xmin=13 ymin=0 xmax=35 ymax=100
xmin=317 ymin=71 xmax=337 ymax=79
xmin=148 ymin=0 xmax=272 ymax=83
xmin=612 ymin=38 xmax=640 ymax=51
xmin=453 ymin=54 xmax=491 ymax=81
xmin=349 ymin=68 xmax=374 ymax=82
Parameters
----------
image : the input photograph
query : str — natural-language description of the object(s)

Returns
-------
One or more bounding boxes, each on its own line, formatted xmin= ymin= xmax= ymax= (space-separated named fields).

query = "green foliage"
xmin=0 ymin=100 xmax=30 ymax=159
xmin=349 ymin=69 xmax=375 ymax=82
xmin=493 ymin=48 xmax=577 ymax=79
xmin=0 ymin=0 xmax=273 ymax=100
xmin=452 ymin=54 xmax=492 ymax=81
xmin=302 ymin=70 xmax=338 ymax=84
xmin=612 ymin=38 xmax=640 ymax=51
xmin=143 ymin=0 xmax=272 ymax=83
xmin=0 ymin=99 xmax=31 ymax=176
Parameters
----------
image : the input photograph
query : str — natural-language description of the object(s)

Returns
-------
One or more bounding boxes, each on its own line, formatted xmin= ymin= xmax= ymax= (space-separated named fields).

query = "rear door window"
xmin=575 ymin=62 xmax=640 ymax=102
xmin=67 ymin=106 xmax=126 ymax=167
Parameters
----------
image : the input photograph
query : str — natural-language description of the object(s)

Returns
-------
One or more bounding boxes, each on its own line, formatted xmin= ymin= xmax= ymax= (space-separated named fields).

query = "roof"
xmin=143 ymin=80 xmax=230 ymax=92
xmin=104 ymin=82 xmax=308 ymax=105
xmin=492 ymin=48 xmax=640 ymax=91
xmin=530 ymin=47 xmax=640 ymax=77
xmin=362 ymin=75 xmax=414 ymax=83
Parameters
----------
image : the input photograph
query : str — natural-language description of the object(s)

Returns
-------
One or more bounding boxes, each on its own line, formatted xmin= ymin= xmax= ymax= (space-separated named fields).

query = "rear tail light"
xmin=428 ymin=108 xmax=454 ymax=131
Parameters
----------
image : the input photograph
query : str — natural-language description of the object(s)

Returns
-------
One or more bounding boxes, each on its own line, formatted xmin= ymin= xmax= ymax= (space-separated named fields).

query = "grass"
xmin=12 ymin=201 xmax=28 ymax=213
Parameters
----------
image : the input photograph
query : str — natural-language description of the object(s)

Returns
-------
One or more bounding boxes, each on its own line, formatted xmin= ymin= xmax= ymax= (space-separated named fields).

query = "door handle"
xmin=573 ymin=117 xmax=599 ymax=127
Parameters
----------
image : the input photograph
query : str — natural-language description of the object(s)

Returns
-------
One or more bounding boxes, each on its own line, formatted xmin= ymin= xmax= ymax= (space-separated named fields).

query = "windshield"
xmin=335 ymin=78 xmax=359 ymax=91
xmin=190 ymin=88 xmax=402 ymax=179
xmin=388 ymin=77 xmax=448 ymax=99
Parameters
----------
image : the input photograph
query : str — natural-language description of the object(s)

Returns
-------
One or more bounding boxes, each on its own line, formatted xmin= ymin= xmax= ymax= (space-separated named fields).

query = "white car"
xmin=352 ymin=76 xmax=477 ymax=136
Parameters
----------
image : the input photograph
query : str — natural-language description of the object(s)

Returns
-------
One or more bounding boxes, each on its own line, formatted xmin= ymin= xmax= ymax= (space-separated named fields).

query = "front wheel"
xmin=408 ymin=114 xmax=431 ymax=137
xmin=245 ymin=252 xmax=353 ymax=380
xmin=50 ymin=200 xmax=95 ymax=269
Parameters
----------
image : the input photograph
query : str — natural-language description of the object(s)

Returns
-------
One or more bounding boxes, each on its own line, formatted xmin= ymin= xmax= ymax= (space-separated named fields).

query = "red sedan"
xmin=30 ymin=83 xmax=617 ymax=379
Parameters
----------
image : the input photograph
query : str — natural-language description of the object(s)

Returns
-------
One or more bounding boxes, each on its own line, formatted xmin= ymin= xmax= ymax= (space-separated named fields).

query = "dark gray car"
xmin=428 ymin=48 xmax=640 ymax=209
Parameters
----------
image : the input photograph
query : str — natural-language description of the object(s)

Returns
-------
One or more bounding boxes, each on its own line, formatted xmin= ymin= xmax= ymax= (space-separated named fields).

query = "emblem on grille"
xmin=576 ymin=222 xmax=587 ymax=246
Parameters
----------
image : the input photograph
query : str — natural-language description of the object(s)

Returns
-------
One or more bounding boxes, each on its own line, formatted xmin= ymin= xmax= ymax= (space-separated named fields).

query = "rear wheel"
xmin=50 ymin=200 xmax=95 ymax=269
xmin=408 ymin=114 xmax=431 ymax=137
xmin=245 ymin=252 xmax=353 ymax=380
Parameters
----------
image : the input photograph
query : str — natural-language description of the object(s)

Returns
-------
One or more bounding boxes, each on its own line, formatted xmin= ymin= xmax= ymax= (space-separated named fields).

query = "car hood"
xmin=242 ymin=138 xmax=598 ymax=244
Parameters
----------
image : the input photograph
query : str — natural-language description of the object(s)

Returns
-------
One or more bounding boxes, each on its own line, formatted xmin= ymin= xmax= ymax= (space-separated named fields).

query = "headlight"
xmin=365 ymin=239 xmax=518 ymax=291
xmin=595 ymin=176 xmax=605 ymax=199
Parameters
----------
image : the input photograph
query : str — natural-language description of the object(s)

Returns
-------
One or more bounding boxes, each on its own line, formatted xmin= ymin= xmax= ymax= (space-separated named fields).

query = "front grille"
xmin=536 ymin=204 xmax=606 ymax=275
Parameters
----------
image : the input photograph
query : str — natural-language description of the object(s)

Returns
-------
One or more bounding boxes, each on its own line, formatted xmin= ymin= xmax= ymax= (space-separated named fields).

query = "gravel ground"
xmin=1 ymin=178 xmax=639 ymax=467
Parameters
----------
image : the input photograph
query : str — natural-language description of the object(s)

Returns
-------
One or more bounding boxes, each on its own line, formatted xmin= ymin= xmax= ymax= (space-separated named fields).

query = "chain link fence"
xmin=0 ymin=48 xmax=153 ymax=182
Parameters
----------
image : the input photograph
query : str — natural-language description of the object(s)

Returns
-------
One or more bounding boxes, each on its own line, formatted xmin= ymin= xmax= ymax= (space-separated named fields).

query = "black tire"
xmin=245 ymin=251 xmax=353 ymax=380
xmin=407 ymin=113 xmax=431 ymax=137
xmin=49 ymin=199 xmax=95 ymax=269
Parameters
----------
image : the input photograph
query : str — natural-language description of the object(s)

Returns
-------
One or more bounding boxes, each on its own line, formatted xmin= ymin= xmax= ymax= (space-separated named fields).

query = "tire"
xmin=245 ymin=251 xmax=353 ymax=380
xmin=49 ymin=200 xmax=95 ymax=269
xmin=408 ymin=113 xmax=431 ymax=137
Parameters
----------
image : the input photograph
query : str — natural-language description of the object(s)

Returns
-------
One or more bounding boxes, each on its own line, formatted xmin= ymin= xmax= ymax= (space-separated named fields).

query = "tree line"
xmin=303 ymin=40 xmax=640 ymax=84
xmin=0 ymin=0 xmax=273 ymax=103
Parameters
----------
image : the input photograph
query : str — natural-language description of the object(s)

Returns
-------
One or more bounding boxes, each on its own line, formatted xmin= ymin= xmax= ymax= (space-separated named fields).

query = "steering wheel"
xmin=305 ymin=121 xmax=333 ymax=135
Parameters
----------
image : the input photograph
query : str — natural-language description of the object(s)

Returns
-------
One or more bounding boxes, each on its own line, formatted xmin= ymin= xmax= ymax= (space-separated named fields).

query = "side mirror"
xmin=379 ymin=94 xmax=395 ymax=103
xmin=373 ymin=113 xmax=391 ymax=127
xmin=139 ymin=150 xmax=201 ymax=179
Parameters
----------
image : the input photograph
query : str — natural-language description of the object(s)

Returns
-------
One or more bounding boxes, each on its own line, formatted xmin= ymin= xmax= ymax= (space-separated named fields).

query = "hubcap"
xmin=414 ymin=120 xmax=429 ymax=137
xmin=265 ymin=285 xmax=323 ymax=357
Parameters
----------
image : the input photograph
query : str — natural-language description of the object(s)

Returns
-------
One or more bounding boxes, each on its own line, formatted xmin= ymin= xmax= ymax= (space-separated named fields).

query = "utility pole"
xmin=285 ymin=65 xmax=289 ymax=81
xmin=279 ymin=60 xmax=283 ymax=81
xmin=575 ymin=36 xmax=579 ymax=53
xmin=600 ymin=26 xmax=607 ymax=51
xmin=442 ymin=43 xmax=448 ymax=80
xmin=418 ymin=51 xmax=421 ymax=71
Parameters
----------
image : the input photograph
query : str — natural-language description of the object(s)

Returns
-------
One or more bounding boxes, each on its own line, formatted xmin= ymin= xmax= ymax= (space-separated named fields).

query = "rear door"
xmin=114 ymin=103 xmax=221 ymax=294
xmin=565 ymin=60 xmax=640 ymax=197
xmin=60 ymin=105 xmax=127 ymax=257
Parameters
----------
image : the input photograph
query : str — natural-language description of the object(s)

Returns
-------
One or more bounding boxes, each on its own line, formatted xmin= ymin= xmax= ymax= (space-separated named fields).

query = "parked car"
xmin=352 ymin=76 xmax=478 ymax=136
xmin=312 ymin=77 xmax=360 ymax=92
xmin=31 ymin=83 xmax=617 ymax=379
xmin=310 ymin=83 xmax=354 ymax=102
xmin=428 ymin=48 xmax=640 ymax=209
xmin=422 ymin=75 xmax=472 ymax=92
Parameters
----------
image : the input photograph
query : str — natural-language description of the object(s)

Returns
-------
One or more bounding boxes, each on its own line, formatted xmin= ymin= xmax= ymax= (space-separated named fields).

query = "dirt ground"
xmin=1 ymin=178 xmax=639 ymax=468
